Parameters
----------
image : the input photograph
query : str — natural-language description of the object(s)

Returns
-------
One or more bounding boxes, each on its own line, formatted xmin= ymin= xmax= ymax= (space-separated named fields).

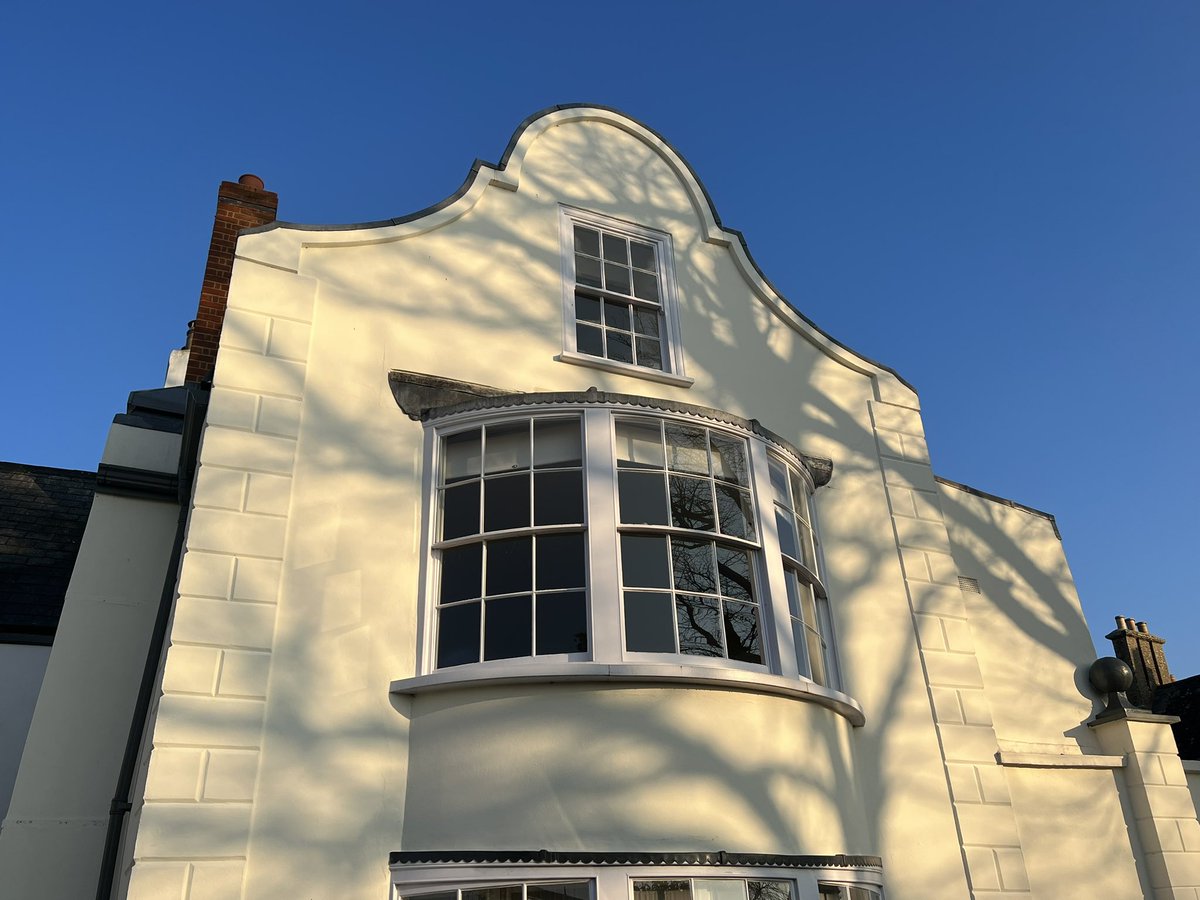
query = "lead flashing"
xmin=389 ymin=850 xmax=883 ymax=869
xmin=934 ymin=475 xmax=1060 ymax=539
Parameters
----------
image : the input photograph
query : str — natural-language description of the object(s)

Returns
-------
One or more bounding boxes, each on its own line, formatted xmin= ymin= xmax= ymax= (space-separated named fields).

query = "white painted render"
xmin=0 ymin=643 xmax=50 ymax=823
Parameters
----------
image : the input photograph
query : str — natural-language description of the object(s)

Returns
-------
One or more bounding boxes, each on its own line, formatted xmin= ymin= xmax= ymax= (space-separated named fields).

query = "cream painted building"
xmin=2 ymin=105 xmax=1198 ymax=900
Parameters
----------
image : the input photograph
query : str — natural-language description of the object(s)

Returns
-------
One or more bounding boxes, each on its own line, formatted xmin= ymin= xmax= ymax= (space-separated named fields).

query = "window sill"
xmin=390 ymin=662 xmax=865 ymax=726
xmin=554 ymin=351 xmax=695 ymax=388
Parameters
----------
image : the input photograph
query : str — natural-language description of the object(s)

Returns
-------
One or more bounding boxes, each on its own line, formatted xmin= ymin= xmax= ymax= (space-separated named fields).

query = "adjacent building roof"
xmin=0 ymin=462 xmax=95 ymax=644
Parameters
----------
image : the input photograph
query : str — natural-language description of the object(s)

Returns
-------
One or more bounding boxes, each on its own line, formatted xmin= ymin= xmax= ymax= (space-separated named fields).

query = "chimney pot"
xmin=1137 ymin=621 xmax=1149 ymax=634
xmin=238 ymin=173 xmax=266 ymax=191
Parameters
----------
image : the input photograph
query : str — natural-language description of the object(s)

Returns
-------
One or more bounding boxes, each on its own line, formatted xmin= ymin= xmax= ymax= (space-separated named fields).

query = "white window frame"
xmin=396 ymin=399 xmax=863 ymax=727
xmin=389 ymin=863 xmax=884 ymax=900
xmin=556 ymin=206 xmax=693 ymax=388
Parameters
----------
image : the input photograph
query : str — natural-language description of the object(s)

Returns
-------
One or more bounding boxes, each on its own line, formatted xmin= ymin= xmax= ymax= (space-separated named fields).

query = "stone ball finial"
xmin=1090 ymin=657 xmax=1133 ymax=695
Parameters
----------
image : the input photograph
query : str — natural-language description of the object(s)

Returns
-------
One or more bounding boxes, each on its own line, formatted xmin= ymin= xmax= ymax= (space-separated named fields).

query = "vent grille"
xmin=958 ymin=576 xmax=981 ymax=594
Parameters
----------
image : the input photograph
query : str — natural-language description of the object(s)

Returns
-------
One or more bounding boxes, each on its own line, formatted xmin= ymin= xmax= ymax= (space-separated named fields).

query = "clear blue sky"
xmin=3 ymin=2 xmax=1197 ymax=675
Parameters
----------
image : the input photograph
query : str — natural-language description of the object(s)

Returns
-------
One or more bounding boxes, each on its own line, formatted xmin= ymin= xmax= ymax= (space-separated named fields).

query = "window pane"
xmin=486 ymin=536 xmax=532 ymax=595
xmin=768 ymin=457 xmax=790 ymax=506
xmin=619 ymin=471 xmax=669 ymax=525
xmin=672 ymin=538 xmax=716 ymax=593
xmin=790 ymin=470 xmax=809 ymax=519
xmin=406 ymin=892 xmax=458 ymax=900
xmin=621 ymin=534 xmax=670 ymax=588
xmin=724 ymin=599 xmax=762 ymax=663
xmin=605 ymin=263 xmax=631 ymax=295
xmin=635 ymin=882 xmax=691 ymax=900
xmin=536 ymin=532 xmax=585 ymax=589
xmin=575 ymin=254 xmax=602 ymax=288
xmin=465 ymin=887 xmax=523 ymax=900
xmin=635 ymin=337 xmax=663 ymax=370
xmin=665 ymin=424 xmax=709 ymax=474
xmin=533 ymin=418 xmax=582 ymax=468
xmin=484 ymin=473 xmax=530 ymax=532
xmin=602 ymin=233 xmax=627 ymax=263
xmin=669 ymin=474 xmax=715 ymax=531
xmin=575 ymin=293 xmax=601 ymax=323
xmin=624 ymin=591 xmax=676 ymax=652
xmin=633 ymin=307 xmax=660 ymax=336
xmin=485 ymin=422 xmax=530 ymax=473
xmin=776 ymin=509 xmax=799 ymax=559
xmin=440 ymin=543 xmax=482 ymax=603
xmin=573 ymin=226 xmax=600 ymax=256
xmin=529 ymin=884 xmax=591 ymax=900
xmin=806 ymin=623 xmax=828 ymax=686
xmin=716 ymin=546 xmax=754 ymax=601
xmin=536 ymin=591 xmax=588 ymax=654
xmin=604 ymin=300 xmax=631 ymax=330
xmin=444 ymin=429 xmax=481 ymax=483
xmin=676 ymin=595 xmax=723 ymax=656
xmin=716 ymin=484 xmax=754 ymax=539
xmin=632 ymin=269 xmax=660 ymax=302
xmin=607 ymin=330 xmax=633 ymax=363
xmin=576 ymin=323 xmax=603 ymax=357
xmin=615 ymin=420 xmax=664 ymax=469
xmin=629 ymin=240 xmax=656 ymax=271
xmin=798 ymin=520 xmax=816 ymax=569
xmin=442 ymin=482 xmax=480 ymax=539
xmin=694 ymin=880 xmax=748 ymax=900
xmin=534 ymin=471 xmax=584 ymax=525
xmin=748 ymin=882 xmax=793 ymax=900
xmin=710 ymin=435 xmax=748 ymax=486
xmin=437 ymin=602 xmax=480 ymax=667
xmin=484 ymin=595 xmax=532 ymax=660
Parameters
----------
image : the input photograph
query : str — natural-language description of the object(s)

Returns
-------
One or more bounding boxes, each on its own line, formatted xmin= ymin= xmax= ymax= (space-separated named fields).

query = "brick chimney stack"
xmin=183 ymin=174 xmax=279 ymax=384
xmin=1107 ymin=615 xmax=1174 ymax=708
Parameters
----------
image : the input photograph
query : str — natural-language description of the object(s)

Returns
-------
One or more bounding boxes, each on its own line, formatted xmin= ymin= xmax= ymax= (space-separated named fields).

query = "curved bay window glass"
xmin=435 ymin=417 xmax=587 ymax=667
xmin=616 ymin=419 xmax=762 ymax=663
xmin=769 ymin=453 xmax=835 ymax=687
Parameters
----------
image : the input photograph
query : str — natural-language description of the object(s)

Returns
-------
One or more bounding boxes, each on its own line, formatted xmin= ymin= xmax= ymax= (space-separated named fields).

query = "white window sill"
xmin=555 ymin=351 xmax=695 ymax=388
xmin=390 ymin=662 xmax=865 ymax=727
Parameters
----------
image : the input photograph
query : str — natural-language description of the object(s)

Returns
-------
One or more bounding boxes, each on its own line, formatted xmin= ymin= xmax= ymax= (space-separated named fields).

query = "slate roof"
xmin=0 ymin=461 xmax=95 ymax=643
xmin=1154 ymin=673 xmax=1200 ymax=761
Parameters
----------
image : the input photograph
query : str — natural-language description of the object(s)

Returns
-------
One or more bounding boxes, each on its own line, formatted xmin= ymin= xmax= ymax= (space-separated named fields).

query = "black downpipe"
xmin=95 ymin=383 xmax=209 ymax=900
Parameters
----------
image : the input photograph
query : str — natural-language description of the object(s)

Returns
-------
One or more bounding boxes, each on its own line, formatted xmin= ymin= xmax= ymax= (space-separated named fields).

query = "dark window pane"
xmin=607 ymin=330 xmax=633 ymax=363
xmin=443 ymin=429 xmax=481 ymax=483
xmin=486 ymin=536 xmax=532 ymax=595
xmin=805 ymin=622 xmax=828 ymax=686
xmin=672 ymin=539 xmax=716 ymax=593
xmin=665 ymin=424 xmax=709 ymax=474
xmin=619 ymin=471 xmax=669 ymax=525
xmin=437 ymin=602 xmax=480 ymax=667
xmin=710 ymin=434 xmax=748 ymax=485
xmin=575 ymin=293 xmax=601 ymax=323
xmin=536 ymin=591 xmax=588 ymax=654
xmin=635 ymin=338 xmax=663 ymax=370
xmin=575 ymin=254 xmax=602 ymax=288
xmin=442 ymin=482 xmax=480 ymax=539
xmin=604 ymin=300 xmax=631 ymax=330
xmin=463 ymin=888 xmax=523 ymax=900
xmin=798 ymin=520 xmax=816 ymax=569
xmin=530 ymin=883 xmax=591 ymax=900
xmin=440 ymin=543 xmax=482 ymax=603
xmin=629 ymin=240 xmax=656 ymax=271
xmin=632 ymin=270 xmax=660 ymax=302
xmin=534 ymin=470 xmax=584 ymax=525
xmin=724 ymin=599 xmax=763 ymax=663
xmin=484 ymin=421 xmax=530 ymax=473
xmin=749 ymin=881 xmax=793 ymax=900
xmin=676 ymin=595 xmax=723 ymax=657
xmin=790 ymin=470 xmax=809 ymax=518
xmin=768 ymin=458 xmax=790 ymax=506
xmin=716 ymin=484 xmax=754 ymax=539
xmin=602 ymin=233 xmax=627 ymax=263
xmin=483 ymin=595 xmax=532 ymax=660
xmin=670 ymin=475 xmax=715 ymax=531
xmin=716 ymin=546 xmax=754 ymax=601
xmin=605 ymin=263 xmax=631 ymax=295
xmin=534 ymin=418 xmax=582 ymax=468
xmin=621 ymin=534 xmax=670 ymax=588
xmin=633 ymin=307 xmax=660 ymax=336
xmin=776 ymin=509 xmax=799 ymax=559
xmin=408 ymin=893 xmax=459 ymax=900
xmin=634 ymin=882 xmax=691 ymax=900
xmin=484 ymin=473 xmax=530 ymax=532
xmin=577 ymin=323 xmax=603 ymax=357
xmin=615 ymin=419 xmax=663 ymax=469
xmin=536 ymin=532 xmax=585 ymax=589
xmin=573 ymin=226 xmax=599 ymax=256
xmin=624 ymin=591 xmax=676 ymax=652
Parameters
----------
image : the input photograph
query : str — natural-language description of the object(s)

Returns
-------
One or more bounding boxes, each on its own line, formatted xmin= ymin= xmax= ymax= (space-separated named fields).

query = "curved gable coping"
xmin=421 ymin=385 xmax=833 ymax=488
xmin=237 ymin=104 xmax=916 ymax=395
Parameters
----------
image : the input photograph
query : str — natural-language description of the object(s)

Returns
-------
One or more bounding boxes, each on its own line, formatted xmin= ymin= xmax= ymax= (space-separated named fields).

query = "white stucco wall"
xmin=0 ymin=643 xmax=51 ymax=823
